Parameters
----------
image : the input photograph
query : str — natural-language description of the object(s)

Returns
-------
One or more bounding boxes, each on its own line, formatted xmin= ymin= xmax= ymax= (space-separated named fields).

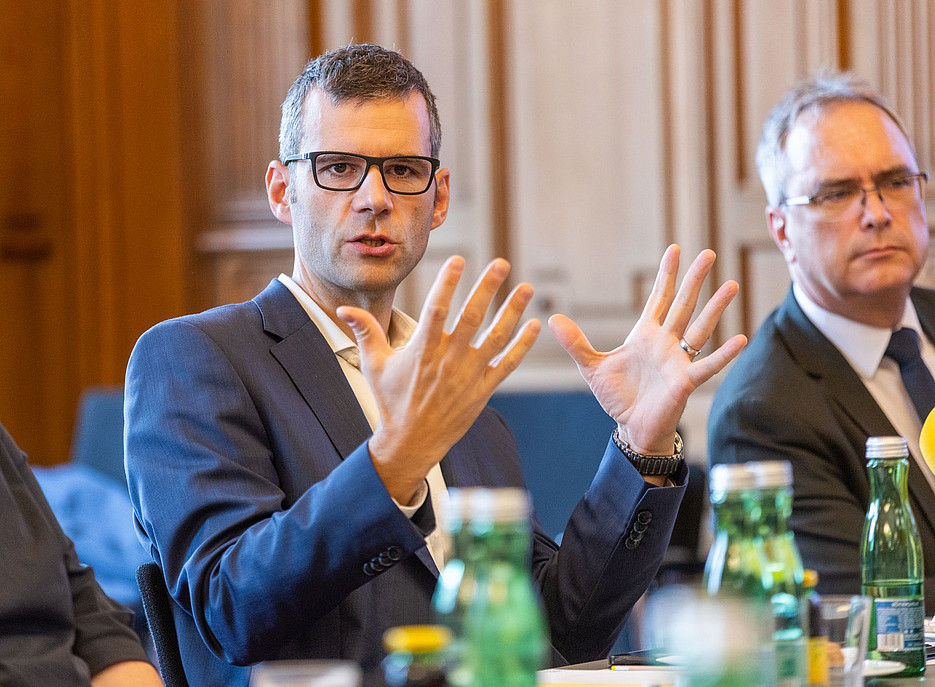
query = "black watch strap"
xmin=612 ymin=428 xmax=684 ymax=476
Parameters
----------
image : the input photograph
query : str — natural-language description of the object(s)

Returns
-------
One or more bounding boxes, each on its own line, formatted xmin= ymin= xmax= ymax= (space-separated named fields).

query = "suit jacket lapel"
xmin=778 ymin=287 xmax=935 ymax=537
xmin=253 ymin=280 xmax=372 ymax=459
xmin=776 ymin=289 xmax=897 ymax=439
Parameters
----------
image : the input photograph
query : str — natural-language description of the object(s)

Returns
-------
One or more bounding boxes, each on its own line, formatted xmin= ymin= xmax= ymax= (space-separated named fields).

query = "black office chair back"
xmin=136 ymin=562 xmax=190 ymax=687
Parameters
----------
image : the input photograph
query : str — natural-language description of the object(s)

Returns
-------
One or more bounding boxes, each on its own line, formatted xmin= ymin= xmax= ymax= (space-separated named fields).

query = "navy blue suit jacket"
xmin=125 ymin=280 xmax=686 ymax=687
xmin=709 ymin=287 xmax=935 ymax=613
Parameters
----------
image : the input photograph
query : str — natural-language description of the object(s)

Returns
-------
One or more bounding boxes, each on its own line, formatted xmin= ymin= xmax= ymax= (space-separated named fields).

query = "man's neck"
xmin=291 ymin=273 xmax=395 ymax=339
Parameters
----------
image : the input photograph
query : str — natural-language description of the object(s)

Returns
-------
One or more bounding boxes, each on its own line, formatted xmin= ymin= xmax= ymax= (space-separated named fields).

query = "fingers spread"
xmin=681 ymin=279 xmax=739 ymax=350
xmin=449 ymin=258 xmax=511 ymax=345
xmin=414 ymin=256 xmax=466 ymax=350
xmin=475 ymin=282 xmax=535 ymax=358
xmin=688 ymin=333 xmax=747 ymax=383
xmin=487 ymin=318 xmax=542 ymax=381
xmin=641 ymin=244 xmax=680 ymax=323
xmin=548 ymin=314 xmax=598 ymax=368
xmin=664 ymin=249 xmax=716 ymax=334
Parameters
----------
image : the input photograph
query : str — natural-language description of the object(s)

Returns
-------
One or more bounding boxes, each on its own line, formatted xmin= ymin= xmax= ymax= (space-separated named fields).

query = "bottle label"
xmin=874 ymin=598 xmax=924 ymax=651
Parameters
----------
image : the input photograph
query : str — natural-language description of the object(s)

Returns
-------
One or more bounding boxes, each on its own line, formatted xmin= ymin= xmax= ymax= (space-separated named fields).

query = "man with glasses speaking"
xmin=708 ymin=73 xmax=935 ymax=611
xmin=125 ymin=44 xmax=746 ymax=686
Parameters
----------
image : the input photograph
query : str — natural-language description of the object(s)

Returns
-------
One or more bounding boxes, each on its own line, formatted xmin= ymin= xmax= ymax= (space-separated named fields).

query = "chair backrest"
xmin=136 ymin=562 xmax=190 ymax=687
xmin=487 ymin=390 xmax=615 ymax=538
xmin=70 ymin=386 xmax=126 ymax=487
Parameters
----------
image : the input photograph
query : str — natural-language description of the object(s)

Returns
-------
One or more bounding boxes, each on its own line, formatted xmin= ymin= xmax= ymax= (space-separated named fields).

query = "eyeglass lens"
xmin=313 ymin=153 xmax=434 ymax=194
xmin=816 ymin=175 xmax=926 ymax=220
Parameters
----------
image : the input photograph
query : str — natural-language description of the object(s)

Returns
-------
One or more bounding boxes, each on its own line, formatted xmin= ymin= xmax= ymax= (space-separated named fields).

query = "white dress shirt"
xmin=793 ymin=283 xmax=935 ymax=491
xmin=278 ymin=274 xmax=450 ymax=569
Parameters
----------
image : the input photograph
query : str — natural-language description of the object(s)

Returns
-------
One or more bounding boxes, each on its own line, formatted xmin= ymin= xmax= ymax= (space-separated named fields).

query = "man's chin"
xmin=854 ymin=271 xmax=919 ymax=298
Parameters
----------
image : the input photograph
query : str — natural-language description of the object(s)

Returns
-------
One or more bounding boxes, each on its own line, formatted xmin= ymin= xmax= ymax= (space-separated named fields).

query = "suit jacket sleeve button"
xmin=387 ymin=545 xmax=403 ymax=561
xmin=625 ymin=537 xmax=639 ymax=549
xmin=363 ymin=562 xmax=376 ymax=576
xmin=637 ymin=510 xmax=652 ymax=524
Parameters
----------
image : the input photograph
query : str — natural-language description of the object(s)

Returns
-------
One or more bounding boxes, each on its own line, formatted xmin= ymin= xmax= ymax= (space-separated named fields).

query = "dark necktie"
xmin=884 ymin=327 xmax=935 ymax=423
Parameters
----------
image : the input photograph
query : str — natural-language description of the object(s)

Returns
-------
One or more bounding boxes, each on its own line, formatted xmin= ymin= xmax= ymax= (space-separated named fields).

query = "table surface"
xmin=560 ymin=659 xmax=935 ymax=684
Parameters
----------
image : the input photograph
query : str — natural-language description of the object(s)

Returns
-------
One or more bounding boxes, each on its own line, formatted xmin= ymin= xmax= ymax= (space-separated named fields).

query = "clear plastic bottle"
xmin=432 ymin=488 xmax=548 ymax=687
xmin=749 ymin=461 xmax=807 ymax=687
xmin=860 ymin=436 xmax=925 ymax=676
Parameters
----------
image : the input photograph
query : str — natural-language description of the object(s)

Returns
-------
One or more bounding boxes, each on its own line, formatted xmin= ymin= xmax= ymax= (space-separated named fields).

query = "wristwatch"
xmin=612 ymin=428 xmax=684 ymax=476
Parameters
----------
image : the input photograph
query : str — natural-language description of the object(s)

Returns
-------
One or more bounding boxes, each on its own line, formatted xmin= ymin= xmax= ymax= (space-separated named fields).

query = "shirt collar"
xmin=277 ymin=275 xmax=417 ymax=354
xmin=792 ymin=282 xmax=921 ymax=379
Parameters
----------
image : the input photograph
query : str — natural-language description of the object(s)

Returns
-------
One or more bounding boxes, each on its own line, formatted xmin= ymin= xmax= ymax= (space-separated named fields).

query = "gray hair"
xmin=755 ymin=71 xmax=914 ymax=206
xmin=278 ymin=44 xmax=442 ymax=162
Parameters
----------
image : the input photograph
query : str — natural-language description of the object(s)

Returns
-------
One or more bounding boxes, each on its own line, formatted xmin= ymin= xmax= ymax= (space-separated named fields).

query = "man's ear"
xmin=766 ymin=206 xmax=790 ymax=253
xmin=430 ymin=167 xmax=451 ymax=230
xmin=266 ymin=160 xmax=293 ymax=225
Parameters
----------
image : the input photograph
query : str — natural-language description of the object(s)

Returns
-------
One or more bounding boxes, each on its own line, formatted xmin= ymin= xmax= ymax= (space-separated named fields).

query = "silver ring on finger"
xmin=679 ymin=337 xmax=702 ymax=360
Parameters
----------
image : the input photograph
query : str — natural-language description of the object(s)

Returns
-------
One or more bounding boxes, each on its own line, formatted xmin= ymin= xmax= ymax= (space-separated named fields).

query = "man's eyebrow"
xmin=812 ymin=176 xmax=860 ymax=193
xmin=871 ymin=165 xmax=915 ymax=182
xmin=812 ymin=165 xmax=916 ymax=192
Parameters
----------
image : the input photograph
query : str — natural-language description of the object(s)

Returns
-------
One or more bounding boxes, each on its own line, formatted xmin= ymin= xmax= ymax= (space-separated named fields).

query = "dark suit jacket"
xmin=125 ymin=280 xmax=687 ymax=687
xmin=708 ymin=287 xmax=935 ymax=611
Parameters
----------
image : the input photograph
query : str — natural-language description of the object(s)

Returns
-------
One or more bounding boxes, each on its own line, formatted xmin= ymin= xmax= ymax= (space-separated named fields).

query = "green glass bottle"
xmin=432 ymin=488 xmax=548 ymax=687
xmin=432 ymin=490 xmax=475 ymax=687
xmin=750 ymin=461 xmax=807 ymax=687
xmin=704 ymin=463 xmax=769 ymax=599
xmin=699 ymin=463 xmax=774 ymax=686
xmin=860 ymin=436 xmax=925 ymax=676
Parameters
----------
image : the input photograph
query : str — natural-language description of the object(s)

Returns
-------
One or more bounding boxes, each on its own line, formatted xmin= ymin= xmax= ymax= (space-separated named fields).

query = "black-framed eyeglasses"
xmin=780 ymin=172 xmax=928 ymax=221
xmin=282 ymin=151 xmax=441 ymax=195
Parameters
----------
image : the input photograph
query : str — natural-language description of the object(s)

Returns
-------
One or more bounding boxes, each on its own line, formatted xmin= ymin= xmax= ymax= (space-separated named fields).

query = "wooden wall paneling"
xmin=848 ymin=0 xmax=935 ymax=286
xmin=664 ymin=0 xmax=713 ymax=270
xmin=503 ymin=0 xmax=668 ymax=388
xmin=320 ymin=0 xmax=362 ymax=49
xmin=195 ymin=2 xmax=309 ymax=308
xmin=68 ymin=0 xmax=191 ymax=392
xmin=659 ymin=0 xmax=726 ymax=450
xmin=371 ymin=0 xmax=406 ymax=49
xmin=848 ymin=0 xmax=935 ymax=173
xmin=795 ymin=0 xmax=841 ymax=72
xmin=0 ymin=0 xmax=74 ymax=465
xmin=709 ymin=1 xmax=843 ymax=340
xmin=109 ymin=3 xmax=190 ymax=361
xmin=401 ymin=0 xmax=495 ymax=319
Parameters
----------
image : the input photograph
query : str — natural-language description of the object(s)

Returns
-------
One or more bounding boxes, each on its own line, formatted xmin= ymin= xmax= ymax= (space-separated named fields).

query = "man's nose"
xmin=860 ymin=186 xmax=892 ymax=227
xmin=352 ymin=164 xmax=394 ymax=213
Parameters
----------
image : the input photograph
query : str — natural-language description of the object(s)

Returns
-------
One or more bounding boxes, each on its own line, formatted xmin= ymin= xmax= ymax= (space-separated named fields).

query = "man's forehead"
xmin=300 ymin=88 xmax=431 ymax=149
xmin=783 ymin=101 xmax=915 ymax=177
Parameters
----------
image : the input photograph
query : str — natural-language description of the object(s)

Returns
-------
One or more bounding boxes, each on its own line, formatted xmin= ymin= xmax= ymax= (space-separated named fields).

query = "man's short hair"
xmin=755 ymin=71 xmax=914 ymax=206
xmin=279 ymin=43 xmax=442 ymax=162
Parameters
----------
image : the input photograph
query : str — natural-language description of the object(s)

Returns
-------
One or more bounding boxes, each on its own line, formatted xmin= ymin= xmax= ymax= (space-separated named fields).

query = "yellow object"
xmin=382 ymin=624 xmax=452 ymax=653
xmin=807 ymin=637 xmax=829 ymax=687
xmin=921 ymin=408 xmax=935 ymax=473
xmin=803 ymin=569 xmax=828 ymax=687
